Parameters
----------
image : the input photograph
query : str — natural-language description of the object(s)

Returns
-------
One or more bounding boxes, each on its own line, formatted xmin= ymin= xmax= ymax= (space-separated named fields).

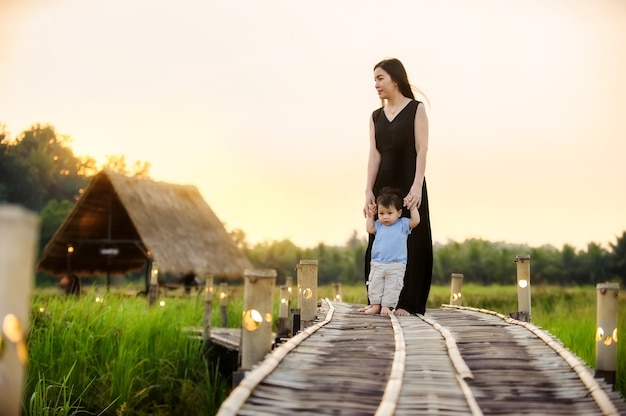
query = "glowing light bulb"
xmin=243 ymin=309 xmax=263 ymax=331
xmin=3 ymin=314 xmax=23 ymax=343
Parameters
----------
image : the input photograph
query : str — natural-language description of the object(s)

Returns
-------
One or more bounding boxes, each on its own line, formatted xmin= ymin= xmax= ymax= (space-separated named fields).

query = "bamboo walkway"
xmin=216 ymin=300 xmax=626 ymax=416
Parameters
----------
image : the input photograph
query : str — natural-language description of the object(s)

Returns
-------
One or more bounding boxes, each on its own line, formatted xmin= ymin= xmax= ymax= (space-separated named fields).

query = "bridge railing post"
xmin=513 ymin=254 xmax=531 ymax=322
xmin=148 ymin=261 xmax=159 ymax=306
xmin=276 ymin=285 xmax=291 ymax=341
xmin=0 ymin=205 xmax=39 ymax=416
xmin=219 ymin=282 xmax=229 ymax=327
xmin=450 ymin=273 xmax=464 ymax=306
xmin=595 ymin=282 xmax=619 ymax=387
xmin=333 ymin=283 xmax=342 ymax=302
xmin=297 ymin=260 xmax=318 ymax=330
xmin=203 ymin=274 xmax=214 ymax=343
xmin=239 ymin=269 xmax=276 ymax=370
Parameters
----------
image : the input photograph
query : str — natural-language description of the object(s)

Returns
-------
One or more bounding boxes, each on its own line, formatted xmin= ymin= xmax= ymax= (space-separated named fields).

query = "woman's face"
xmin=374 ymin=67 xmax=396 ymax=100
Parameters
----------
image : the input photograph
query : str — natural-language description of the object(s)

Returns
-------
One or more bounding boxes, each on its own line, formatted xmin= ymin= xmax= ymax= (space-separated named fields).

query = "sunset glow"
xmin=2 ymin=0 xmax=625 ymax=249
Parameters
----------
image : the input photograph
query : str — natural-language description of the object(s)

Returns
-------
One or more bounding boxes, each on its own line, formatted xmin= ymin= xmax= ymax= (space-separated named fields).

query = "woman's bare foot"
xmin=380 ymin=306 xmax=392 ymax=316
xmin=364 ymin=304 xmax=381 ymax=314
xmin=393 ymin=308 xmax=411 ymax=317
xmin=357 ymin=305 xmax=373 ymax=313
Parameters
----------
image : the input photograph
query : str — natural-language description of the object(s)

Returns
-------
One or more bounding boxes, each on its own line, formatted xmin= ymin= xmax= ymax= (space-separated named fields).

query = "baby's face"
xmin=377 ymin=204 xmax=402 ymax=226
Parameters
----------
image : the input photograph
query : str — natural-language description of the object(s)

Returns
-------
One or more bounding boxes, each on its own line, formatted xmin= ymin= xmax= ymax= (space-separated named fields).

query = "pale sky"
xmin=2 ymin=0 xmax=625 ymax=250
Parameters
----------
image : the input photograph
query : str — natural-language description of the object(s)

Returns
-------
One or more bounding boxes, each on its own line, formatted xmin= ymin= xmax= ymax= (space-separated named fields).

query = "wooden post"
xmin=0 ymin=205 xmax=39 ymax=416
xmin=285 ymin=276 xmax=294 ymax=306
xmin=240 ymin=269 xmax=276 ymax=370
xmin=148 ymin=261 xmax=159 ymax=306
xmin=219 ymin=282 xmax=228 ymax=327
xmin=595 ymin=282 xmax=619 ymax=387
xmin=513 ymin=254 xmax=531 ymax=322
xmin=277 ymin=285 xmax=291 ymax=340
xmin=450 ymin=273 xmax=463 ymax=306
xmin=297 ymin=260 xmax=318 ymax=329
xmin=332 ymin=283 xmax=342 ymax=302
xmin=203 ymin=274 xmax=214 ymax=343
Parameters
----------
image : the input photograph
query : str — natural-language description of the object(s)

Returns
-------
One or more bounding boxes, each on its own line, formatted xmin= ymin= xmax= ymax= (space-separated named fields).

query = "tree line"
xmin=2 ymin=123 xmax=624 ymax=287
xmin=241 ymin=232 xmax=626 ymax=287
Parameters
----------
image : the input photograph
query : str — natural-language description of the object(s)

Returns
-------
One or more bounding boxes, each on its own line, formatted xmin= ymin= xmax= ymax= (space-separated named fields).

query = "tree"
xmin=103 ymin=154 xmax=151 ymax=178
xmin=579 ymin=242 xmax=609 ymax=284
xmin=245 ymin=239 xmax=302 ymax=284
xmin=0 ymin=124 xmax=92 ymax=212
xmin=607 ymin=231 xmax=626 ymax=284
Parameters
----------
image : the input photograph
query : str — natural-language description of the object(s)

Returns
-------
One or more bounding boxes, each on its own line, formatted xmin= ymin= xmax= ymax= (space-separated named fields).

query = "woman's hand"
xmin=364 ymin=190 xmax=376 ymax=218
xmin=403 ymin=184 xmax=422 ymax=210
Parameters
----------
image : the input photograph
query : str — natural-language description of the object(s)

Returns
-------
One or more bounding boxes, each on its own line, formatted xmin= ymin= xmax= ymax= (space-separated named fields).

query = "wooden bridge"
xmin=215 ymin=299 xmax=626 ymax=416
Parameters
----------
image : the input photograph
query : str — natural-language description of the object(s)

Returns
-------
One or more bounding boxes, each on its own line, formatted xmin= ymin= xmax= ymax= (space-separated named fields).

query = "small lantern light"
xmin=297 ymin=260 xmax=318 ymax=328
xmin=450 ymin=273 xmax=463 ymax=306
xmin=595 ymin=282 xmax=619 ymax=386
xmin=514 ymin=255 xmax=531 ymax=321
xmin=67 ymin=244 xmax=75 ymax=254
xmin=240 ymin=269 xmax=276 ymax=370
xmin=333 ymin=283 xmax=342 ymax=302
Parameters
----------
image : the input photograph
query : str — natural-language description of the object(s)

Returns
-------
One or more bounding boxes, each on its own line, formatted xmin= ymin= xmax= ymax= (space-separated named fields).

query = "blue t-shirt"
xmin=371 ymin=217 xmax=411 ymax=264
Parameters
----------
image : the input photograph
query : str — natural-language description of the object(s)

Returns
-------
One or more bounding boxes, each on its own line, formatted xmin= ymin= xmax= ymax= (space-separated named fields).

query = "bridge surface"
xmin=216 ymin=300 xmax=626 ymax=416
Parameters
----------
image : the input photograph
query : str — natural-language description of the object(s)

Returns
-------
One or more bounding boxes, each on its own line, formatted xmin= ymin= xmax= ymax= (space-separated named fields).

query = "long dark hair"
xmin=374 ymin=58 xmax=429 ymax=106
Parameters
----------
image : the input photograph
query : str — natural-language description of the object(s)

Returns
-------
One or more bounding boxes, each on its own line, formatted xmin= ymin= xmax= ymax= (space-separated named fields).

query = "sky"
xmin=1 ymin=0 xmax=626 ymax=250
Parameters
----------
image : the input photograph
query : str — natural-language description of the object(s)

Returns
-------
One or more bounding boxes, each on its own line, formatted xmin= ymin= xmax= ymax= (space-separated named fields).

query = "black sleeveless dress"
xmin=365 ymin=100 xmax=433 ymax=315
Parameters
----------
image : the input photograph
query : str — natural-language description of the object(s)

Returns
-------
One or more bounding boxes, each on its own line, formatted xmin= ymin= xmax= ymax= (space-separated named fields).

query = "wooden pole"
xmin=297 ymin=260 xmax=318 ymax=328
xmin=219 ymin=282 xmax=228 ymax=327
xmin=332 ymin=283 xmax=342 ymax=302
xmin=240 ymin=269 xmax=276 ymax=370
xmin=277 ymin=285 xmax=291 ymax=340
xmin=450 ymin=273 xmax=463 ymax=306
xmin=203 ymin=274 xmax=214 ymax=343
xmin=514 ymin=254 xmax=531 ymax=322
xmin=285 ymin=276 xmax=294 ymax=306
xmin=595 ymin=282 xmax=619 ymax=387
xmin=148 ymin=261 xmax=159 ymax=306
xmin=0 ymin=205 xmax=39 ymax=416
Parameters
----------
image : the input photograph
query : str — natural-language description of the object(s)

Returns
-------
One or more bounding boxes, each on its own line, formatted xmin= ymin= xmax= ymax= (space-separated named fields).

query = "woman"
xmin=363 ymin=58 xmax=433 ymax=316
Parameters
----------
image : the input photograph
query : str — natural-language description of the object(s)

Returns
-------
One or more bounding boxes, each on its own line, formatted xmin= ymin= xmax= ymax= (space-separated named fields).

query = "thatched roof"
xmin=37 ymin=169 xmax=251 ymax=279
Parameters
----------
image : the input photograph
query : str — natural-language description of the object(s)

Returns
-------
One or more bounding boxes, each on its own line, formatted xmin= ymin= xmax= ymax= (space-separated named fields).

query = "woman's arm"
xmin=364 ymin=116 xmax=381 ymax=217
xmin=404 ymin=103 xmax=429 ymax=210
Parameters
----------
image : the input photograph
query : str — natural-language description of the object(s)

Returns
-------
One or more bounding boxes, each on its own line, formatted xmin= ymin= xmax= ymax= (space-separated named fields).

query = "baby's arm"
xmin=409 ymin=205 xmax=421 ymax=229
xmin=366 ymin=206 xmax=376 ymax=234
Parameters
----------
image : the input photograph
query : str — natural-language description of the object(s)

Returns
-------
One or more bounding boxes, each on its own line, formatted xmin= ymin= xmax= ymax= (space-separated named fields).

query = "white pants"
xmin=367 ymin=261 xmax=405 ymax=308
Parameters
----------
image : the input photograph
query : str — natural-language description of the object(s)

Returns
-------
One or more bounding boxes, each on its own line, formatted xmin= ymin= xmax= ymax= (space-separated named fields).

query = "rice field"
xmin=23 ymin=283 xmax=625 ymax=415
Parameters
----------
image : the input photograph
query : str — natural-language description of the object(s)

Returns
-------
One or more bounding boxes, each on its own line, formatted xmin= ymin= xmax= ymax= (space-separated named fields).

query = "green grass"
xmin=26 ymin=288 xmax=230 ymax=415
xmin=25 ymin=283 xmax=625 ymax=414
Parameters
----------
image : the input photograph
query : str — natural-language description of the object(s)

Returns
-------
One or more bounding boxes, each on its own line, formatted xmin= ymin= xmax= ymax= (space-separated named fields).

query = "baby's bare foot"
xmin=364 ymin=304 xmax=381 ymax=314
xmin=357 ymin=305 xmax=373 ymax=313
xmin=380 ymin=306 xmax=392 ymax=316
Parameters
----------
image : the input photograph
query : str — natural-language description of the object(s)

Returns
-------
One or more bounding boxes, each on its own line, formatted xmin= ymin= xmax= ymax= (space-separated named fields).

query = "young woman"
xmin=363 ymin=58 xmax=433 ymax=316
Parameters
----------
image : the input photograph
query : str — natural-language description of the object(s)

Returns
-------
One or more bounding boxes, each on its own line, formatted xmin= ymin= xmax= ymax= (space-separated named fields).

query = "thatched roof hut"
xmin=37 ymin=169 xmax=251 ymax=280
